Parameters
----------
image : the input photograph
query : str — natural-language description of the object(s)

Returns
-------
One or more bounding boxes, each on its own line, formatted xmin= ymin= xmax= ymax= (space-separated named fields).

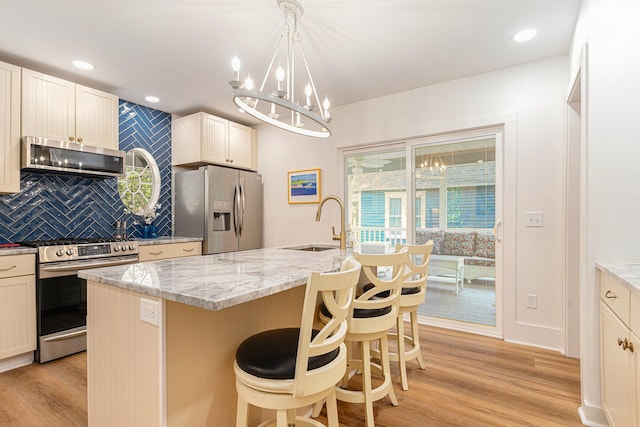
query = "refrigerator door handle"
xmin=239 ymin=178 xmax=246 ymax=236
xmin=233 ymin=182 xmax=241 ymax=237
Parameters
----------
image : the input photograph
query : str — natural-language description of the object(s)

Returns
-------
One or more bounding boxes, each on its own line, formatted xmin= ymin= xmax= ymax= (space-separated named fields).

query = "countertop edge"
xmin=136 ymin=236 xmax=203 ymax=246
xmin=0 ymin=247 xmax=37 ymax=256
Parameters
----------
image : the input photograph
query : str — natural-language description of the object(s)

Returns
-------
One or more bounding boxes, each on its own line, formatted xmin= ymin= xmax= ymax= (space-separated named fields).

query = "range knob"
xmin=128 ymin=244 xmax=135 ymax=250
xmin=66 ymin=248 xmax=75 ymax=256
xmin=114 ymin=246 xmax=120 ymax=252
xmin=56 ymin=249 xmax=65 ymax=257
xmin=120 ymin=245 xmax=127 ymax=252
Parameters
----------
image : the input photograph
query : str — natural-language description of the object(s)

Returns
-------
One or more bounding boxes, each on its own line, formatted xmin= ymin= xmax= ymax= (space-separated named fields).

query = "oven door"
xmin=36 ymin=255 xmax=138 ymax=362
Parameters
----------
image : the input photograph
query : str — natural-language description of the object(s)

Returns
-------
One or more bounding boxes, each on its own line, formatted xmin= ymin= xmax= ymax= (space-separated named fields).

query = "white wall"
xmin=570 ymin=0 xmax=640 ymax=423
xmin=257 ymin=55 xmax=569 ymax=350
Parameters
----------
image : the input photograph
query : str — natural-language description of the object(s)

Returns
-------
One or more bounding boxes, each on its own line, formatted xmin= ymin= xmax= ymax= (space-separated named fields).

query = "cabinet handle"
xmin=69 ymin=136 xmax=75 ymax=141
xmin=627 ymin=341 xmax=635 ymax=353
xmin=618 ymin=338 xmax=624 ymax=347
xmin=77 ymin=137 xmax=83 ymax=143
xmin=605 ymin=290 xmax=617 ymax=299
xmin=149 ymin=251 xmax=163 ymax=256
xmin=0 ymin=265 xmax=16 ymax=272
xmin=182 ymin=248 xmax=195 ymax=252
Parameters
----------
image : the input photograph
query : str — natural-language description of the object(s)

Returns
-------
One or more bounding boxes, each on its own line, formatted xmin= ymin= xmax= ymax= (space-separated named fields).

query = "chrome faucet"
xmin=315 ymin=195 xmax=347 ymax=250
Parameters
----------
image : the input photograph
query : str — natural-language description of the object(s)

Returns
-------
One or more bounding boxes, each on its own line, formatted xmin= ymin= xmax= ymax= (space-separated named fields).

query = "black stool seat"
xmin=236 ymin=328 xmax=339 ymax=380
xmin=320 ymin=302 xmax=392 ymax=319
xmin=362 ymin=283 xmax=421 ymax=297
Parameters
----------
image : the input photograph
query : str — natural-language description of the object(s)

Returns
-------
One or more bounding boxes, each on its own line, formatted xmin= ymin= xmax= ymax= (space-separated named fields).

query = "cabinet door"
xmin=0 ymin=61 xmax=20 ymax=194
xmin=601 ymin=302 xmax=634 ymax=427
xmin=0 ymin=275 xmax=36 ymax=360
xmin=22 ymin=69 xmax=75 ymax=142
xmin=201 ymin=114 xmax=228 ymax=164
xmin=228 ymin=121 xmax=253 ymax=169
xmin=75 ymin=84 xmax=119 ymax=149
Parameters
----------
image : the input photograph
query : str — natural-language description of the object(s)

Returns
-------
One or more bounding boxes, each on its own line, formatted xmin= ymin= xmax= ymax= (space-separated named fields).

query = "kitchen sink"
xmin=283 ymin=245 xmax=338 ymax=252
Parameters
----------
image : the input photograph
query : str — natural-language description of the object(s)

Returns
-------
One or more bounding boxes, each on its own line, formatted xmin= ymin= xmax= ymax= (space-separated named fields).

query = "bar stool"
xmin=234 ymin=257 xmax=361 ymax=427
xmin=333 ymin=249 xmax=408 ymax=427
xmin=387 ymin=242 xmax=433 ymax=391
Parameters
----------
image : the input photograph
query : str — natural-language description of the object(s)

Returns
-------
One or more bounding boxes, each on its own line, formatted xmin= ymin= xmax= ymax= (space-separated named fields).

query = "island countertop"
xmin=78 ymin=245 xmax=345 ymax=312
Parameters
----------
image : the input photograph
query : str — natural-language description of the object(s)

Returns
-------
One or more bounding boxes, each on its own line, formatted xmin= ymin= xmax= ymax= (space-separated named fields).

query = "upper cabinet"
xmin=173 ymin=112 xmax=257 ymax=171
xmin=0 ymin=61 xmax=21 ymax=194
xmin=21 ymin=69 xmax=119 ymax=150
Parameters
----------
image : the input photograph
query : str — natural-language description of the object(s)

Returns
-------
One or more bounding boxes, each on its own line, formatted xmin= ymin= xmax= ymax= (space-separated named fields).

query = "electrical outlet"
xmin=525 ymin=212 xmax=544 ymax=227
xmin=526 ymin=293 xmax=537 ymax=309
xmin=140 ymin=298 xmax=160 ymax=326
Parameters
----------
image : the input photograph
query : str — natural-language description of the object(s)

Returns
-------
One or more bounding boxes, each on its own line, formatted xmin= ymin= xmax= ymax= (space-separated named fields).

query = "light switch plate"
xmin=525 ymin=212 xmax=544 ymax=227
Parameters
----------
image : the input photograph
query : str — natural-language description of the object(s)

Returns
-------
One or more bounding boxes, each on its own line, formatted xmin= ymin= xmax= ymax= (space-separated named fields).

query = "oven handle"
xmin=41 ymin=256 xmax=139 ymax=272
xmin=41 ymin=328 xmax=86 ymax=342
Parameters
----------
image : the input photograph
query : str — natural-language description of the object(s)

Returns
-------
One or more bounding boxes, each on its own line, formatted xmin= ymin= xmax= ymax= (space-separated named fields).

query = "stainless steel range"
xmin=19 ymin=238 xmax=139 ymax=362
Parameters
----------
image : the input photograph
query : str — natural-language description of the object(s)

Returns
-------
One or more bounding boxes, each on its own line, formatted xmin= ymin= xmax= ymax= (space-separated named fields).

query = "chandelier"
xmin=416 ymin=154 xmax=447 ymax=179
xmin=228 ymin=0 xmax=332 ymax=138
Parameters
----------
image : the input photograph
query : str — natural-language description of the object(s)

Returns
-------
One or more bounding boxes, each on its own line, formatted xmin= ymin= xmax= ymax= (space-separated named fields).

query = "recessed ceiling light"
xmin=145 ymin=96 xmax=160 ymax=103
xmin=72 ymin=60 xmax=94 ymax=70
xmin=512 ymin=28 xmax=537 ymax=43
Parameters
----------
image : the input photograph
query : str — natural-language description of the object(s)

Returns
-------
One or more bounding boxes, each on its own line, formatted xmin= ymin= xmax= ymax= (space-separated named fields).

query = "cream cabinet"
xmin=0 ymin=254 xmax=36 ymax=360
xmin=139 ymin=241 xmax=202 ymax=262
xmin=21 ymin=68 xmax=119 ymax=150
xmin=172 ymin=112 xmax=257 ymax=171
xmin=0 ymin=61 xmax=21 ymax=194
xmin=600 ymin=272 xmax=638 ymax=427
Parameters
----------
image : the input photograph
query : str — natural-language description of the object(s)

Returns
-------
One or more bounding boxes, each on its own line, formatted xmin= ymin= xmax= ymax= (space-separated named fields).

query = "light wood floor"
xmin=0 ymin=325 xmax=583 ymax=427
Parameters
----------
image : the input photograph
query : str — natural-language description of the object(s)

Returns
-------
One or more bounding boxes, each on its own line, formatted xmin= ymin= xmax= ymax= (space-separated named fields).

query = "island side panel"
xmin=165 ymin=285 xmax=306 ymax=427
xmin=87 ymin=281 xmax=162 ymax=427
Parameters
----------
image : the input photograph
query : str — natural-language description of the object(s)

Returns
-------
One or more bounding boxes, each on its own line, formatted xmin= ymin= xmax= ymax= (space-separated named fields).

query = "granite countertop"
xmin=79 ymin=246 xmax=347 ymax=311
xmin=136 ymin=236 xmax=203 ymax=246
xmin=596 ymin=262 xmax=640 ymax=295
xmin=0 ymin=246 xmax=37 ymax=256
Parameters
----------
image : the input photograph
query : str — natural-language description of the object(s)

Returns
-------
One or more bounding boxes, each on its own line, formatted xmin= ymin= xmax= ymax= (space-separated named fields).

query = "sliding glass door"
xmin=413 ymin=137 xmax=497 ymax=328
xmin=344 ymin=132 xmax=501 ymax=333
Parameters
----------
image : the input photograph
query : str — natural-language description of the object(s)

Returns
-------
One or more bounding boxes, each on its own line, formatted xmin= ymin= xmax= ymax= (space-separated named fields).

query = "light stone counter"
xmin=79 ymin=246 xmax=345 ymax=311
xmin=596 ymin=262 xmax=640 ymax=296
xmin=136 ymin=236 xmax=203 ymax=246
xmin=0 ymin=246 xmax=37 ymax=256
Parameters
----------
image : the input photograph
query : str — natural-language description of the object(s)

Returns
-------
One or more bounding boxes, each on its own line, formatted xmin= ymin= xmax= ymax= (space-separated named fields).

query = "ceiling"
xmin=0 ymin=0 xmax=580 ymax=127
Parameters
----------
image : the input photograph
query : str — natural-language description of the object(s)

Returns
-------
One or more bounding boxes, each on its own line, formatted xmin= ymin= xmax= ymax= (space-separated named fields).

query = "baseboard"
xmin=0 ymin=352 xmax=34 ymax=373
xmin=417 ymin=314 xmax=503 ymax=339
xmin=578 ymin=404 xmax=608 ymax=427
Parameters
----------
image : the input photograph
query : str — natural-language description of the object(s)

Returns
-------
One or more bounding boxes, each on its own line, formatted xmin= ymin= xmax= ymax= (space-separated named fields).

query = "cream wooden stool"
xmin=385 ymin=242 xmax=433 ymax=391
xmin=234 ymin=257 xmax=361 ymax=427
xmin=329 ymin=249 xmax=408 ymax=427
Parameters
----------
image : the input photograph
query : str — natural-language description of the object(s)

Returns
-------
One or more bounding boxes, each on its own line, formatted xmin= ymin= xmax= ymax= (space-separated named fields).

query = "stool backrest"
xmin=294 ymin=257 xmax=361 ymax=397
xmin=353 ymin=248 xmax=408 ymax=312
xmin=395 ymin=241 xmax=434 ymax=293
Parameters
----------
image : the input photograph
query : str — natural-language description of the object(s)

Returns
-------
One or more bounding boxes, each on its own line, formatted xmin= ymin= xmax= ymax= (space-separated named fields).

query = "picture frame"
xmin=288 ymin=168 xmax=321 ymax=204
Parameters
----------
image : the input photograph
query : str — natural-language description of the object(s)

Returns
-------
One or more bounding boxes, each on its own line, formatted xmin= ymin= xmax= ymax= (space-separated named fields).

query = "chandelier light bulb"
xmin=244 ymin=74 xmax=254 ymax=90
xmin=229 ymin=56 xmax=242 ymax=89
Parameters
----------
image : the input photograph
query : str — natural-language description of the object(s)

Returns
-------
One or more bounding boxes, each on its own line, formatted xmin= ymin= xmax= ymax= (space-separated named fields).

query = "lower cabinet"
xmin=139 ymin=241 xmax=202 ymax=262
xmin=600 ymin=272 xmax=639 ymax=427
xmin=0 ymin=255 xmax=36 ymax=360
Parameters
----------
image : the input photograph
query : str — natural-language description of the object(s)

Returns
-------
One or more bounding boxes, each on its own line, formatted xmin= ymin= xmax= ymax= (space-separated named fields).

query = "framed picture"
xmin=288 ymin=168 xmax=321 ymax=204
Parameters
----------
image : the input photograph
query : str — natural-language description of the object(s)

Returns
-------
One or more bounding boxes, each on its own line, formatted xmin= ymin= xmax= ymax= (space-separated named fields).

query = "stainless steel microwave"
xmin=21 ymin=136 xmax=125 ymax=178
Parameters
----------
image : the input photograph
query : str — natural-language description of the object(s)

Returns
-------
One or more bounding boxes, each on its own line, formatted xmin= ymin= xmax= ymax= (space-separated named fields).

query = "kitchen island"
xmin=79 ymin=245 xmax=344 ymax=427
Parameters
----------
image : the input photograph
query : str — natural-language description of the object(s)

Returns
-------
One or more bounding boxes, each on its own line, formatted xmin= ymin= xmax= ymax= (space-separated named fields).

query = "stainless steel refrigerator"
xmin=174 ymin=165 xmax=263 ymax=254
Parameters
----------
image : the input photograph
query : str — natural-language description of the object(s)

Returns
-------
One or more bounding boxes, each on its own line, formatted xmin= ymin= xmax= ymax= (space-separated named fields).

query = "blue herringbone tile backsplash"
xmin=0 ymin=100 xmax=172 ymax=244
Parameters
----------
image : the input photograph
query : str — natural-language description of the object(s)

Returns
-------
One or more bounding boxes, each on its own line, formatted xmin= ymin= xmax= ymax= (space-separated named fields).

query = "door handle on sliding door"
xmin=493 ymin=218 xmax=503 ymax=242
